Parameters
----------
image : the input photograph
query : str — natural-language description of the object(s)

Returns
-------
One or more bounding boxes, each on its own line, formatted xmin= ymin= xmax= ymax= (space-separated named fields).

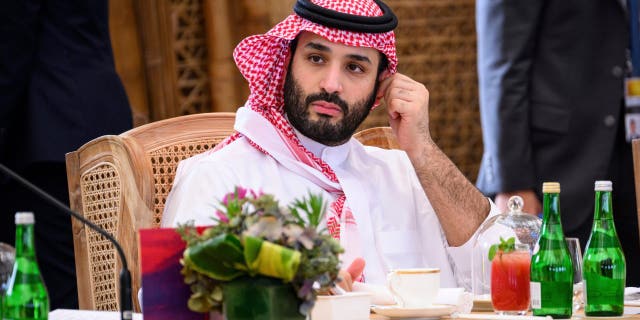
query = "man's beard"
xmin=283 ymin=71 xmax=377 ymax=146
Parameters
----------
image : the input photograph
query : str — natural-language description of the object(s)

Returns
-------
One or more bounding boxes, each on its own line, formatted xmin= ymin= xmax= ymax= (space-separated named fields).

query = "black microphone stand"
xmin=0 ymin=163 xmax=133 ymax=320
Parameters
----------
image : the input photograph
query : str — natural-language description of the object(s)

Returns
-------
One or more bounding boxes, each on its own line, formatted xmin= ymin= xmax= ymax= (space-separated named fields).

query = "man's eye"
xmin=308 ymin=55 xmax=324 ymax=63
xmin=347 ymin=63 xmax=364 ymax=73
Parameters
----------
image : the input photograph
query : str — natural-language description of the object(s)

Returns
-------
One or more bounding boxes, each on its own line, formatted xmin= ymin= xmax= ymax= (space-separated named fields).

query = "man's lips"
xmin=311 ymin=101 xmax=343 ymax=117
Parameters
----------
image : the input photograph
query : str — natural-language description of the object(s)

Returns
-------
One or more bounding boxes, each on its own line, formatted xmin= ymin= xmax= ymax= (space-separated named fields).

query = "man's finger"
xmin=337 ymin=269 xmax=353 ymax=291
xmin=347 ymin=257 xmax=366 ymax=281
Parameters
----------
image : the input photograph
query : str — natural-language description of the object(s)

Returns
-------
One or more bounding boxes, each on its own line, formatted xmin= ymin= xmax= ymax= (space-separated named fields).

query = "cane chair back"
xmin=65 ymin=112 xmax=236 ymax=312
xmin=354 ymin=126 xmax=400 ymax=150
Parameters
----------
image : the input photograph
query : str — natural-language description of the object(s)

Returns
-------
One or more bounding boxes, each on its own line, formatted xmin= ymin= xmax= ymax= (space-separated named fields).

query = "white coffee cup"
xmin=387 ymin=268 xmax=440 ymax=308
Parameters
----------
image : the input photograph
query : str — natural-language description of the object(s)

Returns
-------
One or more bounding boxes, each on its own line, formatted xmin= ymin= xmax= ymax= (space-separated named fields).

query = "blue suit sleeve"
xmin=475 ymin=0 xmax=545 ymax=195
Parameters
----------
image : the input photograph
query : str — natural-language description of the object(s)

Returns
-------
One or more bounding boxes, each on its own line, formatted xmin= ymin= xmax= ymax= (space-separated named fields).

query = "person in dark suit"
xmin=0 ymin=0 xmax=133 ymax=308
xmin=475 ymin=0 xmax=639 ymax=286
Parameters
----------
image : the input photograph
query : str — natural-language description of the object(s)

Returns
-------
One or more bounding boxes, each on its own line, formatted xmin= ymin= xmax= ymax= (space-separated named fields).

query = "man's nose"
xmin=319 ymin=65 xmax=343 ymax=94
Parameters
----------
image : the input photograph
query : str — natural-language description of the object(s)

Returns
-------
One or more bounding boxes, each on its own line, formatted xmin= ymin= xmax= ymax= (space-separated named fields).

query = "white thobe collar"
xmin=292 ymin=127 xmax=351 ymax=168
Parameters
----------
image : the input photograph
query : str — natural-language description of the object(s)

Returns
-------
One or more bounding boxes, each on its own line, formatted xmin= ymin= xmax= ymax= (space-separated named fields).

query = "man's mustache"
xmin=305 ymin=91 xmax=349 ymax=115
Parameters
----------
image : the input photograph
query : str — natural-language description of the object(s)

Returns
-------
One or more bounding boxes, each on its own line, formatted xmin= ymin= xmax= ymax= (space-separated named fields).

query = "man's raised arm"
xmin=378 ymin=73 xmax=490 ymax=246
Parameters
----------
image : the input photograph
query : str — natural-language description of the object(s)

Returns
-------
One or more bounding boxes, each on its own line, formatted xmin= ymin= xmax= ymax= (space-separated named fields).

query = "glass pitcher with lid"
xmin=470 ymin=196 xmax=542 ymax=303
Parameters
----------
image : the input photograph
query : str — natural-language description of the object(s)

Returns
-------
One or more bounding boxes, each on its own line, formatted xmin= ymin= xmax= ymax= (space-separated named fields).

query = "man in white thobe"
xmin=162 ymin=0 xmax=497 ymax=290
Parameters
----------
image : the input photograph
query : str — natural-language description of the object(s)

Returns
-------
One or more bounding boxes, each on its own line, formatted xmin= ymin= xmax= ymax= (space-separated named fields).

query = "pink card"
xmin=139 ymin=227 xmax=211 ymax=320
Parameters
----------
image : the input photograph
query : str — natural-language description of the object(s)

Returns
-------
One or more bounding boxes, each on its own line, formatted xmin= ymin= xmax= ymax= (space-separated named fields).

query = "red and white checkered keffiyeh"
xmin=215 ymin=0 xmax=397 ymax=254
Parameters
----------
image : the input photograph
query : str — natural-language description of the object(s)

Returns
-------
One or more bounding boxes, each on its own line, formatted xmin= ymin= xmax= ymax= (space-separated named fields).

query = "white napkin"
xmin=625 ymin=287 xmax=640 ymax=306
xmin=436 ymin=288 xmax=474 ymax=313
xmin=352 ymin=282 xmax=473 ymax=313
xmin=352 ymin=282 xmax=395 ymax=305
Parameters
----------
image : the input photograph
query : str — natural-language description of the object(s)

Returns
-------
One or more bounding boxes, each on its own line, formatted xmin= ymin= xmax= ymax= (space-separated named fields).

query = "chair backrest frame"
xmin=353 ymin=126 xmax=400 ymax=150
xmin=66 ymin=112 xmax=236 ymax=311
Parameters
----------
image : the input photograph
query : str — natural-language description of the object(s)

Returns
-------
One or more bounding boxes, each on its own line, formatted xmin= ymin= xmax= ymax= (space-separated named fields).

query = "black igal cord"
xmin=294 ymin=0 xmax=398 ymax=33
xmin=0 ymin=163 xmax=133 ymax=320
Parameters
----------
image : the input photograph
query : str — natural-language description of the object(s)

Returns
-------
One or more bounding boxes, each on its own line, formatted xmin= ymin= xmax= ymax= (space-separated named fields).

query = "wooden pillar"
xmin=109 ymin=0 xmax=150 ymax=127
xmin=203 ymin=0 xmax=242 ymax=112
xmin=134 ymin=0 xmax=178 ymax=121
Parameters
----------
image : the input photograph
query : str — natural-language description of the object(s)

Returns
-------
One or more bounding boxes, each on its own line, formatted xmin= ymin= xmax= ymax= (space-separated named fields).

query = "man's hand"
xmin=495 ymin=190 xmax=541 ymax=216
xmin=377 ymin=72 xmax=490 ymax=246
xmin=337 ymin=257 xmax=365 ymax=292
xmin=377 ymin=73 xmax=431 ymax=160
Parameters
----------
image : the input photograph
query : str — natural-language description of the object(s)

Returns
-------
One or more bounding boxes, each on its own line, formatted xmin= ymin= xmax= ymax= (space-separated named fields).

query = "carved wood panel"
xmin=169 ymin=0 xmax=211 ymax=116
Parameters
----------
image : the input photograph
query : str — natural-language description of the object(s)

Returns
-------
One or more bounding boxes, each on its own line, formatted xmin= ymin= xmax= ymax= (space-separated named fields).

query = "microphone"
xmin=0 ymin=163 xmax=133 ymax=320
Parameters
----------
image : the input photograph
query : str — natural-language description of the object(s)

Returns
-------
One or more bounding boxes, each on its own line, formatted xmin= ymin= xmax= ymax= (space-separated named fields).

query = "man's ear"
xmin=377 ymin=69 xmax=391 ymax=82
xmin=373 ymin=70 xmax=392 ymax=108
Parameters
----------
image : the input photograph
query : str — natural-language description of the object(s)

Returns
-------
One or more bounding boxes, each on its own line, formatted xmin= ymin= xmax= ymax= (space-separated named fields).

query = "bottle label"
xmin=530 ymin=280 xmax=573 ymax=310
xmin=531 ymin=281 xmax=541 ymax=309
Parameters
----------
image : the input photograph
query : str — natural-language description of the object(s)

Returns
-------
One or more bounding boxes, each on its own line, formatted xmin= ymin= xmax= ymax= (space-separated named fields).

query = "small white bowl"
xmin=310 ymin=292 xmax=372 ymax=320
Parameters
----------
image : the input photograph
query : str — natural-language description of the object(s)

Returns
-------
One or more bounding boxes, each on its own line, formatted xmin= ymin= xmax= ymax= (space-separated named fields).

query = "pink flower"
xmin=222 ymin=186 xmax=250 ymax=205
xmin=250 ymin=189 xmax=264 ymax=198
xmin=221 ymin=192 xmax=233 ymax=206
xmin=215 ymin=210 xmax=229 ymax=223
xmin=236 ymin=186 xmax=248 ymax=200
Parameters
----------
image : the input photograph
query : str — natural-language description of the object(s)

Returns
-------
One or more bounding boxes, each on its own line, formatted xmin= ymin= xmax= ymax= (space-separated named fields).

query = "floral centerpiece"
xmin=177 ymin=187 xmax=343 ymax=319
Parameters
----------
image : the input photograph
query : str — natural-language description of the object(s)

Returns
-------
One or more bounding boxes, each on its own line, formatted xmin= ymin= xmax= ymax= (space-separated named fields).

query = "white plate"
xmin=371 ymin=304 xmax=456 ymax=318
xmin=625 ymin=300 xmax=640 ymax=307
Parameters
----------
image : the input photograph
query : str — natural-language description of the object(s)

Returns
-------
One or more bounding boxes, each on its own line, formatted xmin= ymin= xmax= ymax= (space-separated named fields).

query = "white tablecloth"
xmin=49 ymin=309 xmax=143 ymax=320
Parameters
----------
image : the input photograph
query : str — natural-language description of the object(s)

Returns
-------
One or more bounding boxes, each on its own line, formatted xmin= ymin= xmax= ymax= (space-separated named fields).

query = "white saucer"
xmin=371 ymin=304 xmax=456 ymax=318
xmin=625 ymin=300 xmax=640 ymax=307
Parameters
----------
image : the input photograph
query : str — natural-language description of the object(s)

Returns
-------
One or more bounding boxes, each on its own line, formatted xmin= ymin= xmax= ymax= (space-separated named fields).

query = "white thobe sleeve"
xmin=445 ymin=199 xmax=500 ymax=289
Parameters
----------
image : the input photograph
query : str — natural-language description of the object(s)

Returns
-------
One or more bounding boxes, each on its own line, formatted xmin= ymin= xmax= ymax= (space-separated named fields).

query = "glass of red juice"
xmin=491 ymin=243 xmax=531 ymax=315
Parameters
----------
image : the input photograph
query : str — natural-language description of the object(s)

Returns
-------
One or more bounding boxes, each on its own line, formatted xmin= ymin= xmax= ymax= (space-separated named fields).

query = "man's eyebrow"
xmin=347 ymin=54 xmax=372 ymax=65
xmin=304 ymin=41 xmax=331 ymax=52
xmin=304 ymin=41 xmax=373 ymax=65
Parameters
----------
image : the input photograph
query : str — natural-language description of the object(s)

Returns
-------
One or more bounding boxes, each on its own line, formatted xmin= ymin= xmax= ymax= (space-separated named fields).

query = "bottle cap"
xmin=594 ymin=180 xmax=612 ymax=191
xmin=15 ymin=212 xmax=35 ymax=225
xmin=542 ymin=182 xmax=561 ymax=193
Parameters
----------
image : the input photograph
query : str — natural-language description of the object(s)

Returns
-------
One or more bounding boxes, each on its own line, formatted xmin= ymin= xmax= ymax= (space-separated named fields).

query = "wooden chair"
xmin=65 ymin=118 xmax=395 ymax=312
xmin=633 ymin=139 xmax=640 ymax=247
xmin=65 ymin=112 xmax=236 ymax=311
xmin=353 ymin=126 xmax=400 ymax=150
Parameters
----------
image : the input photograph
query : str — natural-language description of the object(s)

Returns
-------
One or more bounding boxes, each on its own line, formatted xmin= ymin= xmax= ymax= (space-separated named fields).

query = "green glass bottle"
xmin=2 ymin=212 xmax=49 ymax=320
xmin=583 ymin=180 xmax=626 ymax=316
xmin=530 ymin=182 xmax=573 ymax=318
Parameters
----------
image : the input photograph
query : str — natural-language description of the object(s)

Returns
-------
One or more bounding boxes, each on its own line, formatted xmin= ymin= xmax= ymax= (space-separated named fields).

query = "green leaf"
xmin=243 ymin=235 xmax=301 ymax=282
xmin=487 ymin=236 xmax=516 ymax=261
xmin=288 ymin=192 xmax=327 ymax=228
xmin=488 ymin=244 xmax=498 ymax=261
xmin=289 ymin=207 xmax=304 ymax=226
xmin=243 ymin=235 xmax=262 ymax=266
xmin=184 ymin=233 xmax=246 ymax=281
